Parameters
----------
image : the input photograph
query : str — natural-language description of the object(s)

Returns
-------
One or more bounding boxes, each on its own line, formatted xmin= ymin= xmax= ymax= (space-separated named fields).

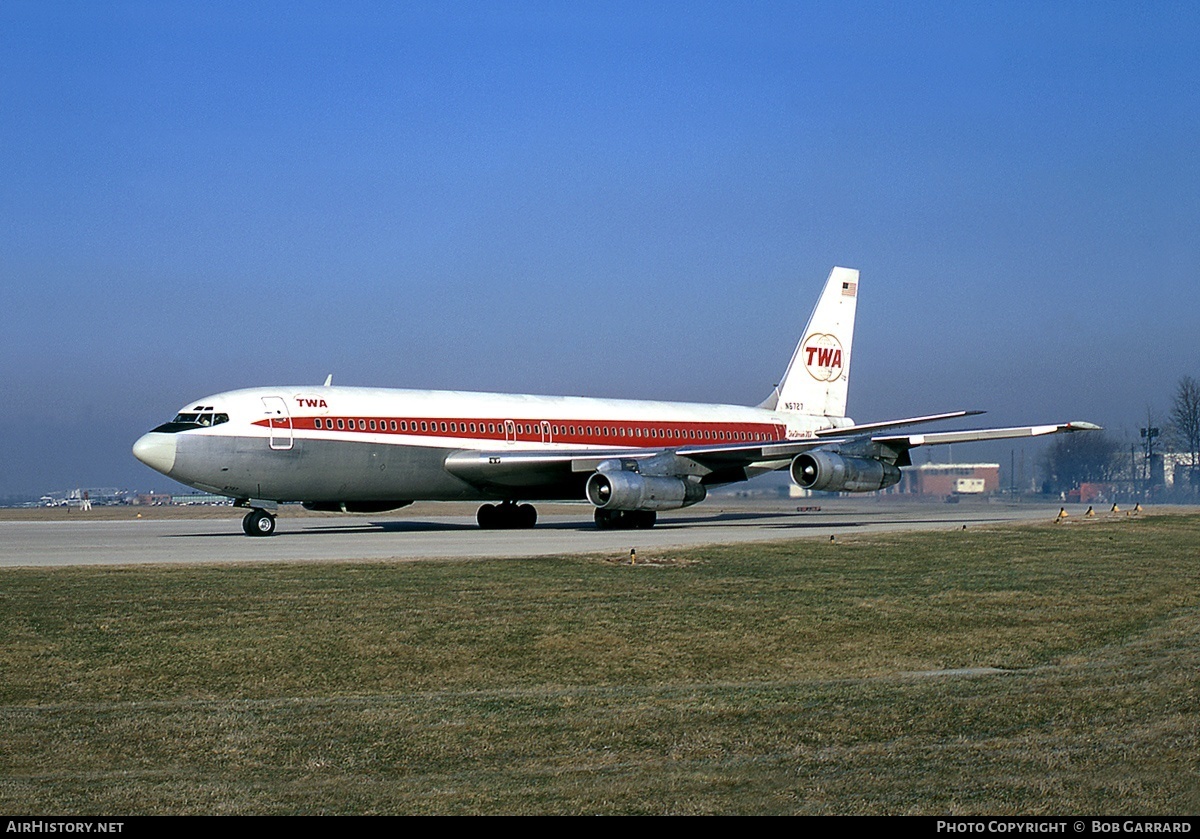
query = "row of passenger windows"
xmin=311 ymin=417 xmax=771 ymax=442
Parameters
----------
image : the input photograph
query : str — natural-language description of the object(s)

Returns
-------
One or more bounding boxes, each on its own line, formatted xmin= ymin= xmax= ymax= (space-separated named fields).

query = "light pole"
xmin=1140 ymin=426 xmax=1160 ymax=496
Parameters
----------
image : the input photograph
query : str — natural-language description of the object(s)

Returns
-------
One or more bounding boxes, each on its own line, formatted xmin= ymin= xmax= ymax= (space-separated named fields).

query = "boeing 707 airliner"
xmin=133 ymin=267 xmax=1099 ymax=536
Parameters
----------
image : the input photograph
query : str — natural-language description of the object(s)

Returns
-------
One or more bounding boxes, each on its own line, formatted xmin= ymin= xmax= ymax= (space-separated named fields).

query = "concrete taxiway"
xmin=0 ymin=500 xmax=1080 ymax=567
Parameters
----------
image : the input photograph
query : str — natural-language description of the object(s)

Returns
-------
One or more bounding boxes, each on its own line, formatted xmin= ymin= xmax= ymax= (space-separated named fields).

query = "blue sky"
xmin=2 ymin=2 xmax=1198 ymax=497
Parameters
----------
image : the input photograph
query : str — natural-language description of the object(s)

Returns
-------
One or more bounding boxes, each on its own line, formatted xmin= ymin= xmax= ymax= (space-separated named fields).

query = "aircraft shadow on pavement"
xmin=163 ymin=510 xmax=1012 ymax=538
xmin=162 ymin=520 xmax=478 ymax=537
xmin=327 ymin=510 xmax=1012 ymax=534
xmin=329 ymin=511 xmax=849 ymax=534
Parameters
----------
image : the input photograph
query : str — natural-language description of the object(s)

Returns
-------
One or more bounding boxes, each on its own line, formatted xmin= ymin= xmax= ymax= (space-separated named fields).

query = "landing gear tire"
xmin=477 ymin=501 xmax=537 ymax=529
xmin=634 ymin=510 xmax=657 ymax=529
xmin=595 ymin=509 xmax=619 ymax=530
xmin=594 ymin=509 xmax=657 ymax=530
xmin=517 ymin=503 xmax=537 ymax=528
xmin=242 ymin=509 xmax=277 ymax=537
xmin=477 ymin=504 xmax=497 ymax=529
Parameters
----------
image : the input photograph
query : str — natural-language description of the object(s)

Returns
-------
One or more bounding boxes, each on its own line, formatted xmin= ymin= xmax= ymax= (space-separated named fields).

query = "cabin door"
xmin=262 ymin=396 xmax=294 ymax=451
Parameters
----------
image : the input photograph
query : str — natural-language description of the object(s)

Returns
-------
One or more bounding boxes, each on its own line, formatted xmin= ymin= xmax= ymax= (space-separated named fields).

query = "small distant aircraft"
xmin=133 ymin=267 xmax=1099 ymax=536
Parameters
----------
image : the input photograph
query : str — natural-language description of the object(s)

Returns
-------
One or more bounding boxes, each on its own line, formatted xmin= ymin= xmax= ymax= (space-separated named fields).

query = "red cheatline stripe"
xmin=252 ymin=416 xmax=787 ymax=448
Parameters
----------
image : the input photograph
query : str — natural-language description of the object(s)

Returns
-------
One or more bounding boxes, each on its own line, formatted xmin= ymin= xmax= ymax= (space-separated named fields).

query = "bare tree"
xmin=1042 ymin=430 xmax=1124 ymax=493
xmin=1170 ymin=375 xmax=1200 ymax=492
xmin=1170 ymin=376 xmax=1200 ymax=463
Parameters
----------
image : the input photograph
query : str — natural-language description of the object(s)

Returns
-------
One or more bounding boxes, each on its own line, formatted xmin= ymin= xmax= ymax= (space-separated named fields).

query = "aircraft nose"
xmin=133 ymin=432 xmax=177 ymax=475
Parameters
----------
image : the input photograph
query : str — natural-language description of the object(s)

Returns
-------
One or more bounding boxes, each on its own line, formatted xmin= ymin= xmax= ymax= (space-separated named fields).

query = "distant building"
xmin=171 ymin=493 xmax=233 ymax=505
xmin=891 ymin=463 xmax=1001 ymax=497
xmin=1079 ymin=483 xmax=1120 ymax=504
xmin=41 ymin=488 xmax=126 ymax=507
xmin=132 ymin=492 xmax=172 ymax=506
xmin=1163 ymin=452 xmax=1200 ymax=491
xmin=132 ymin=492 xmax=233 ymax=506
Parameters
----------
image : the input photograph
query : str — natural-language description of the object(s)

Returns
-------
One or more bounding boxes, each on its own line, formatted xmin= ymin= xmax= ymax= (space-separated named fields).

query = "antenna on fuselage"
xmin=323 ymin=374 xmax=333 ymax=387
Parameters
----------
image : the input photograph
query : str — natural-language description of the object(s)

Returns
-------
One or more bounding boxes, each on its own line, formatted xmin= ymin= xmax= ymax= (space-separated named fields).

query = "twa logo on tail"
xmin=803 ymin=333 xmax=844 ymax=381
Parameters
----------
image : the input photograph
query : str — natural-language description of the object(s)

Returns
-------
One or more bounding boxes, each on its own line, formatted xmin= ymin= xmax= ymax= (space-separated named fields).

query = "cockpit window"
xmin=172 ymin=411 xmax=228 ymax=426
xmin=152 ymin=412 xmax=229 ymax=433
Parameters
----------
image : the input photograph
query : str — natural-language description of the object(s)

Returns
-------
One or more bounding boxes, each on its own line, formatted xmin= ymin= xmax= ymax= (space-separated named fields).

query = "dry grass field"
xmin=1 ymin=511 xmax=1197 ymax=814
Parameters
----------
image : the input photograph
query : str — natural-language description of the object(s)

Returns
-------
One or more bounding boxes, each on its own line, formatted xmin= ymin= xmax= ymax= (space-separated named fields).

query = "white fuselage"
xmin=133 ymin=385 xmax=851 ymax=504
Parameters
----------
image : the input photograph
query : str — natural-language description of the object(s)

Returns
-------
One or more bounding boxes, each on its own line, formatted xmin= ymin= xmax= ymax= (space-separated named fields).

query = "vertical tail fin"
xmin=762 ymin=266 xmax=859 ymax=418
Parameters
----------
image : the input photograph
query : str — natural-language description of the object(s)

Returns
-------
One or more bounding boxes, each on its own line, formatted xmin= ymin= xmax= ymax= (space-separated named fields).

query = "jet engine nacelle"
xmin=790 ymin=451 xmax=902 ymax=493
xmin=586 ymin=470 xmax=707 ymax=511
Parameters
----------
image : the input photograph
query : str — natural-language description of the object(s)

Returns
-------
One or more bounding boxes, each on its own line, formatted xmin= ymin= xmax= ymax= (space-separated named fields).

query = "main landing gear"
xmin=241 ymin=508 xmax=277 ymax=537
xmin=477 ymin=501 xmax=537 ymax=529
xmin=594 ymin=509 xmax=657 ymax=530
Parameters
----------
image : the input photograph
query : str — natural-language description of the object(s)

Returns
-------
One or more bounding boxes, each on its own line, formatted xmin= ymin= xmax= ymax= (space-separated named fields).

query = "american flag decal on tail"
xmin=842 ymin=282 xmax=857 ymax=297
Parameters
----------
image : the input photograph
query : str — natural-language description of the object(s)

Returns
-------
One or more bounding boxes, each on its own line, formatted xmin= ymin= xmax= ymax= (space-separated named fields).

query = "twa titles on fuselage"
xmin=132 ymin=268 xmax=1099 ymax=536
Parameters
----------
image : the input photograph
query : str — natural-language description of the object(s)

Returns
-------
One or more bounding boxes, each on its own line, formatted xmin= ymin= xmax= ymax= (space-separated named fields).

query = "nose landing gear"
xmin=241 ymin=508 xmax=277 ymax=536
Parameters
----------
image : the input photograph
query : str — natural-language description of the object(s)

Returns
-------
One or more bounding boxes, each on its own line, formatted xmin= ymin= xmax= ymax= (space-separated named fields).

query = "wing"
xmin=443 ymin=417 xmax=1102 ymax=495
